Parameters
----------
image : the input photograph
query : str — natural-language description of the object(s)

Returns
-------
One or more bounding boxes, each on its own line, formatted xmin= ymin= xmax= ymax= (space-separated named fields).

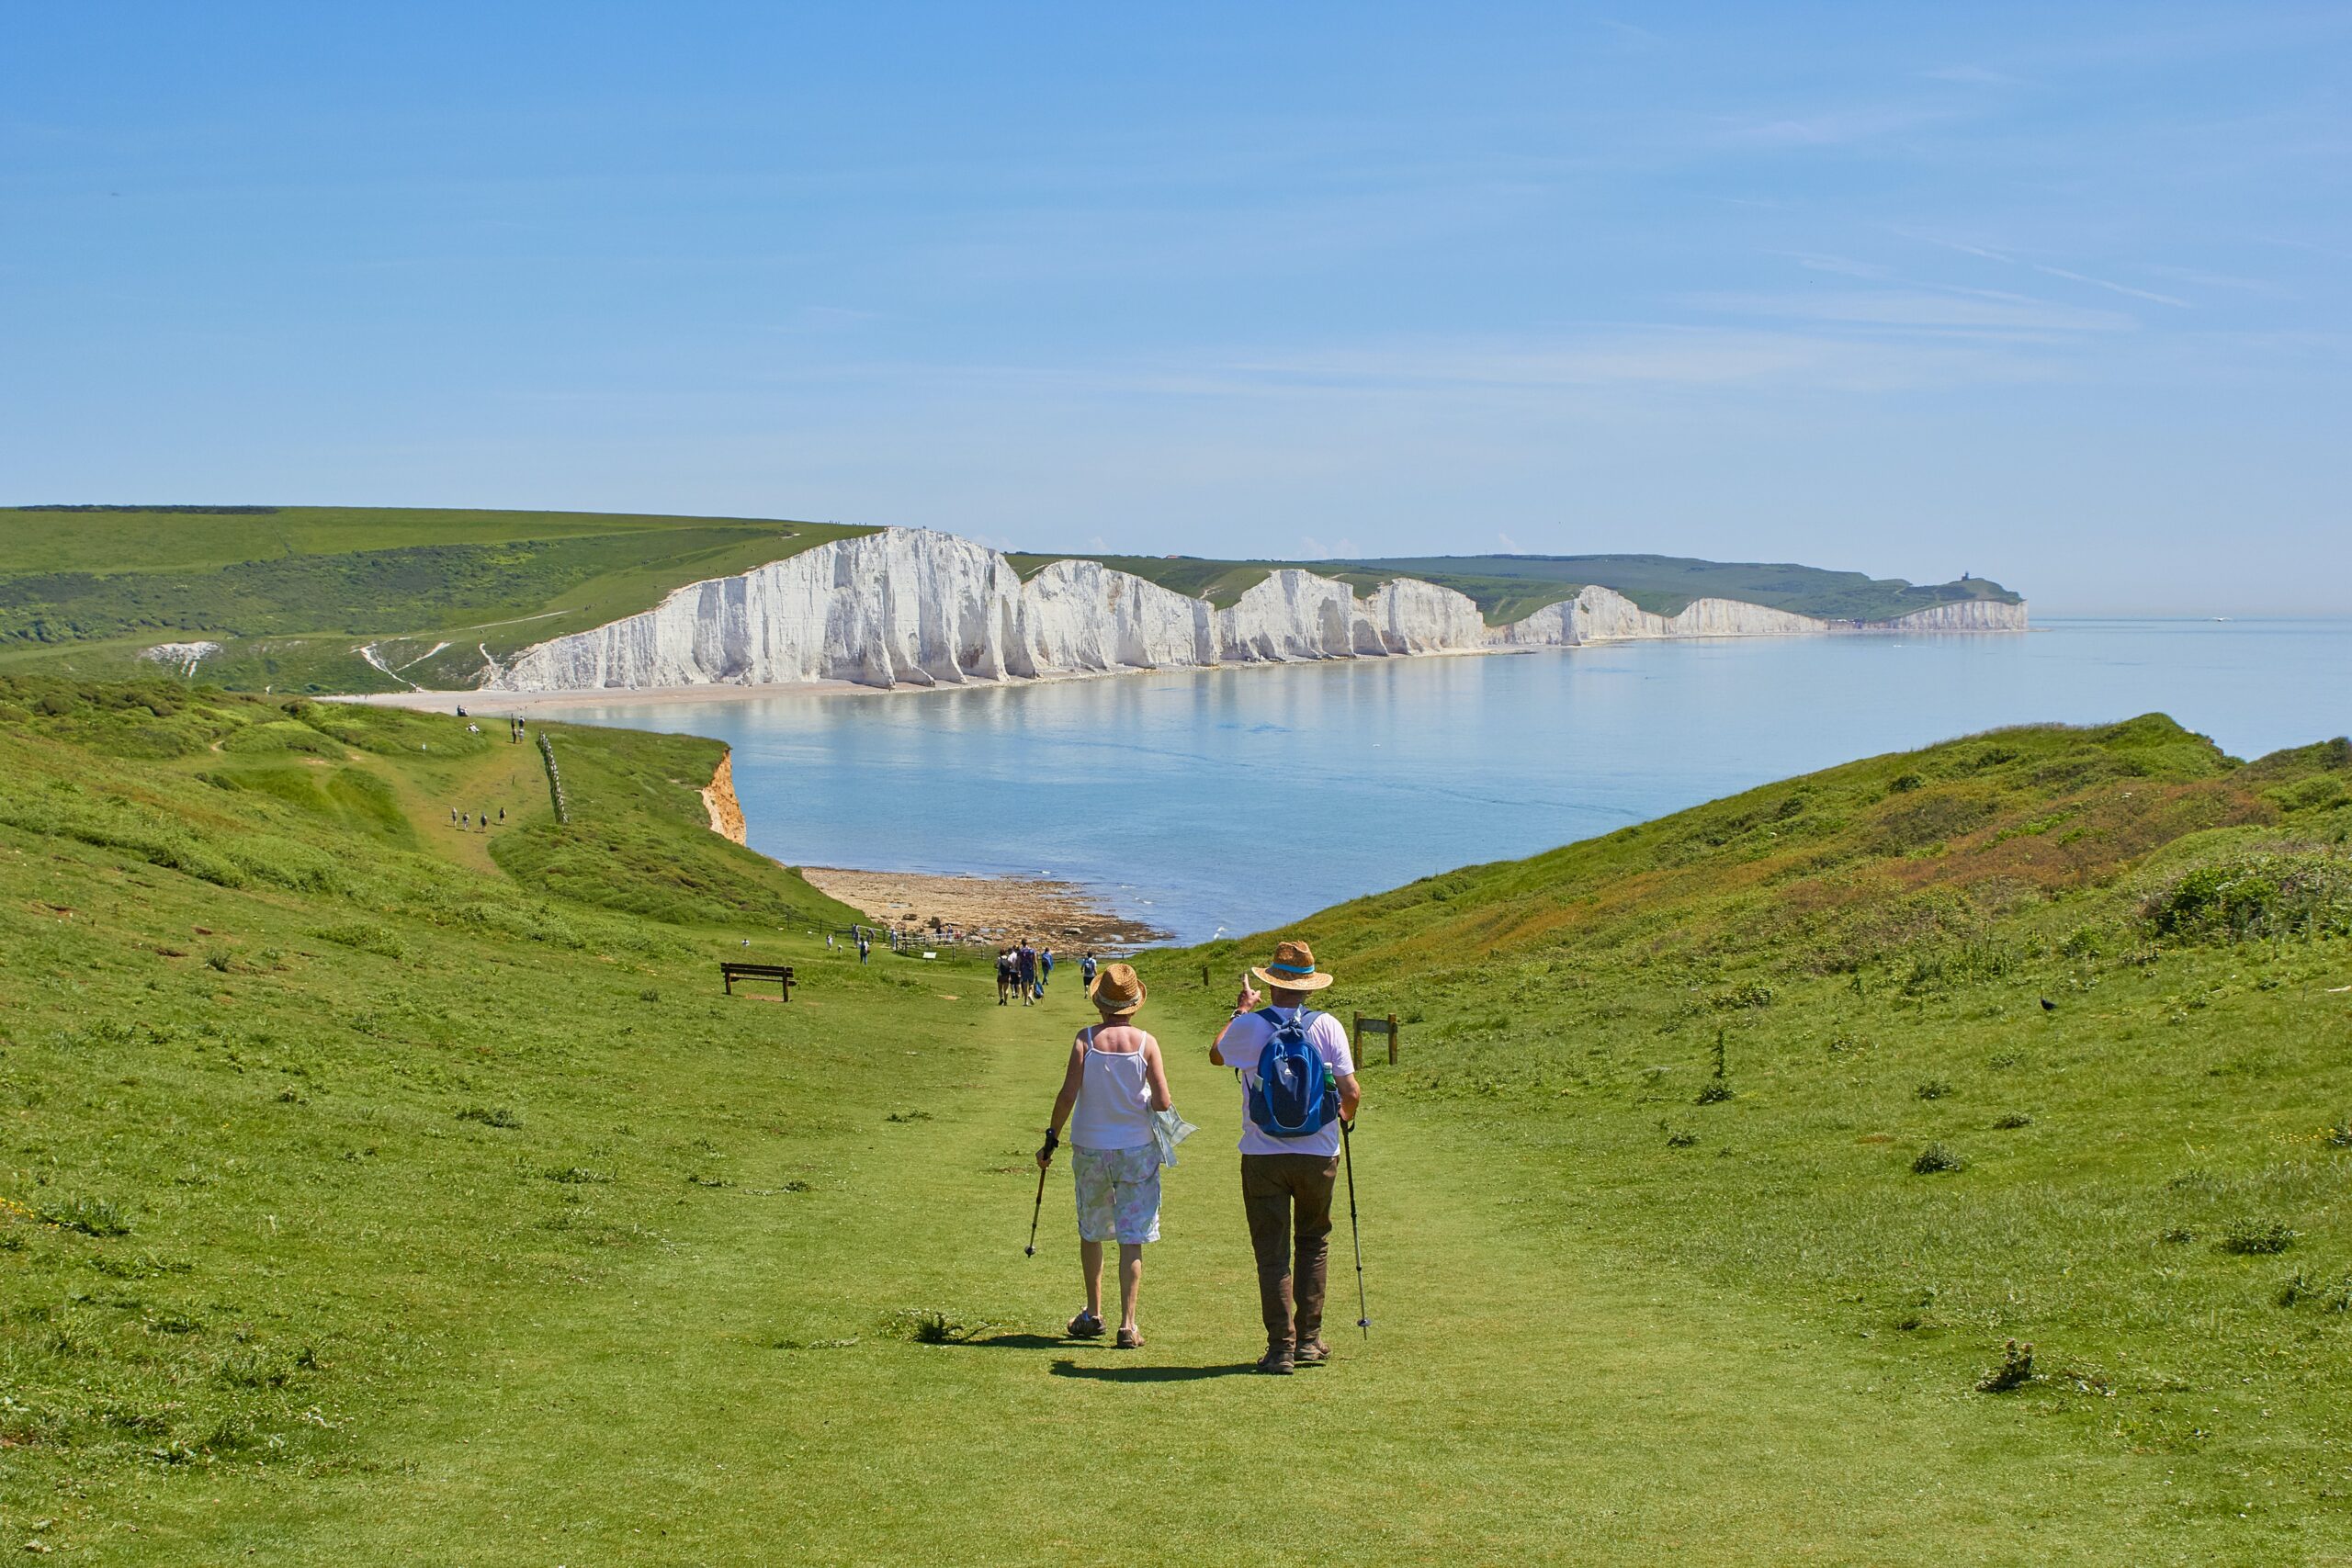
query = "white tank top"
xmin=1069 ymin=1028 xmax=1156 ymax=1150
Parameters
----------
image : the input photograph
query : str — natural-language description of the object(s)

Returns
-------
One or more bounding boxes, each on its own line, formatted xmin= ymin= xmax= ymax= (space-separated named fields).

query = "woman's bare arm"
xmin=1040 ymin=1038 xmax=1086 ymax=1166
xmin=1143 ymin=1040 xmax=1173 ymax=1112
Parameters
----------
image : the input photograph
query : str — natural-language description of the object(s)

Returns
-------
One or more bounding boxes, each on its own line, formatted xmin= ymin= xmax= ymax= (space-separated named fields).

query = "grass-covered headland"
xmin=2 ymin=682 xmax=2346 ymax=1563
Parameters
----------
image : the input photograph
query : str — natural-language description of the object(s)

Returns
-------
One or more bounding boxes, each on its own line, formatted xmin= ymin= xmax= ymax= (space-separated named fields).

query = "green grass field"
xmin=3 ymin=681 xmax=2345 ymax=1563
xmin=0 ymin=507 xmax=875 ymax=694
xmin=0 ymin=507 xmax=2016 ymax=699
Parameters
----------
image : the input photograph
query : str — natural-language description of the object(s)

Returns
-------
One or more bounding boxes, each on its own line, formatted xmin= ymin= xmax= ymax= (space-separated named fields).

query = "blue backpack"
xmin=1247 ymin=1008 xmax=1337 ymax=1138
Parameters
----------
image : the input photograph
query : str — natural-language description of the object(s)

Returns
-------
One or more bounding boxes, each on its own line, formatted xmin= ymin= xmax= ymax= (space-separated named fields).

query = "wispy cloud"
xmin=1731 ymin=104 xmax=1956 ymax=148
xmin=1908 ymin=233 xmax=2190 ymax=307
xmin=1921 ymin=64 xmax=2032 ymax=88
xmin=1779 ymin=251 xmax=1894 ymax=281
xmin=1686 ymin=289 xmax=2137 ymax=333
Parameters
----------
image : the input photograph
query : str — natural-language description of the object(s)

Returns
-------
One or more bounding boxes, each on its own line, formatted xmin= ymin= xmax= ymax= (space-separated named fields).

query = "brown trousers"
xmin=1240 ymin=1152 xmax=1338 ymax=1348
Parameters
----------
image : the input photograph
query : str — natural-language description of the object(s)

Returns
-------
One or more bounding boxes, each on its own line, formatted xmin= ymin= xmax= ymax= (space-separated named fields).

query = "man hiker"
xmin=857 ymin=928 xmax=871 ymax=964
xmin=1016 ymin=940 xmax=1038 ymax=1007
xmin=1210 ymin=939 xmax=1361 ymax=1375
xmin=1080 ymin=952 xmax=1098 ymax=988
xmin=1040 ymin=946 xmax=1055 ymax=995
xmin=996 ymin=945 xmax=1014 ymax=1003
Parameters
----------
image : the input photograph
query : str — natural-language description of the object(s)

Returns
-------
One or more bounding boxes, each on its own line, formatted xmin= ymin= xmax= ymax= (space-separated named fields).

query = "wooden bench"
xmin=720 ymin=961 xmax=795 ymax=1001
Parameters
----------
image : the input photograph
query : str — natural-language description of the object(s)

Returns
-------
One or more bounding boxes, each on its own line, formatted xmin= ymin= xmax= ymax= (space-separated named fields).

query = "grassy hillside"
xmin=0 ymin=506 xmax=874 ymax=694
xmin=2 ymin=682 xmax=2346 ymax=1562
xmin=1013 ymin=547 xmax=2016 ymax=621
xmin=1167 ymin=715 xmax=2351 ymax=1541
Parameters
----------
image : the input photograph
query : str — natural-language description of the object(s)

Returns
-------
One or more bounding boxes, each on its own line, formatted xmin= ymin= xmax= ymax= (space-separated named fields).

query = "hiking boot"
xmin=1115 ymin=1325 xmax=1145 ymax=1349
xmin=1255 ymin=1341 xmax=1295 ymax=1376
xmin=1294 ymin=1337 xmax=1330 ymax=1365
xmin=1067 ymin=1310 xmax=1105 ymax=1339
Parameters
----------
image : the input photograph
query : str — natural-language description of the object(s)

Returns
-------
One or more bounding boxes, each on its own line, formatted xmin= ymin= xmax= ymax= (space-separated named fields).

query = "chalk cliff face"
xmin=1871 ymin=600 xmax=2030 ymax=633
xmin=491 ymin=527 xmax=2024 ymax=694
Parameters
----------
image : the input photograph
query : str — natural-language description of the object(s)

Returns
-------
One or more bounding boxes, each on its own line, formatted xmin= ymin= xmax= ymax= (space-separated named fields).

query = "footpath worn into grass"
xmin=3 ymin=681 xmax=2347 ymax=1562
xmin=88 ymin=984 xmax=2306 ymax=1564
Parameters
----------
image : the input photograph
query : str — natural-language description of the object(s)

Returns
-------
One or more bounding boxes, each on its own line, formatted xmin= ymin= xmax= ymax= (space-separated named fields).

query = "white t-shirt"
xmin=1217 ymin=1008 xmax=1355 ymax=1157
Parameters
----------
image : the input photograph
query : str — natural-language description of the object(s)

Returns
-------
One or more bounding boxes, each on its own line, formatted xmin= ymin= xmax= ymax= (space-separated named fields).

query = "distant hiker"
xmin=1080 ymin=952 xmax=1098 ymax=988
xmin=997 ymin=947 xmax=1015 ymax=1004
xmin=460 ymin=812 xmax=469 ymax=828
xmin=476 ymin=807 xmax=486 ymax=830
xmin=1209 ymin=939 xmax=1362 ymax=1375
xmin=827 ymin=932 xmax=836 ymax=952
xmin=1040 ymin=947 xmax=1056 ymax=995
xmin=1038 ymin=963 xmax=1177 ymax=1349
xmin=497 ymin=807 xmax=505 ymax=823
xmin=1016 ymin=941 xmax=1038 ymax=1007
xmin=450 ymin=807 xmax=458 ymax=825
xmin=857 ymin=929 xmax=870 ymax=964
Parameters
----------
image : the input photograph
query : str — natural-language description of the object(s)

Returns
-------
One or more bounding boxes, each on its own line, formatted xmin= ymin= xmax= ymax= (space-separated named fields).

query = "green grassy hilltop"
xmin=1 ymin=506 xmax=2014 ymax=697
xmin=3 ymin=682 xmax=2345 ymax=1564
xmin=0 ymin=506 xmax=874 ymax=694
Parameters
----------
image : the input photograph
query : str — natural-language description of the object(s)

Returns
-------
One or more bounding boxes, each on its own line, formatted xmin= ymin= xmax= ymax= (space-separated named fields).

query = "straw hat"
xmin=1088 ymin=961 xmax=1148 ymax=1016
xmin=1250 ymin=938 xmax=1334 ymax=993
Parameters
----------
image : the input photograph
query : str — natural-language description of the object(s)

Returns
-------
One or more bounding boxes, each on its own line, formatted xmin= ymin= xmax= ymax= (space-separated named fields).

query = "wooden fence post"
xmin=1351 ymin=1011 xmax=1400 ymax=1066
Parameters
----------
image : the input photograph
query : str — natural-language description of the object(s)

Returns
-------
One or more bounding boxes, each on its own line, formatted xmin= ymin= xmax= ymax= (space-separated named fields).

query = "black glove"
xmin=1037 ymin=1126 xmax=1060 ymax=1163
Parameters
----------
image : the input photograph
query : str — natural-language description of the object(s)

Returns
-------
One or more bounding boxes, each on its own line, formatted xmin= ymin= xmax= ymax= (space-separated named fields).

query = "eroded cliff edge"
xmin=492 ymin=528 xmax=2027 ymax=694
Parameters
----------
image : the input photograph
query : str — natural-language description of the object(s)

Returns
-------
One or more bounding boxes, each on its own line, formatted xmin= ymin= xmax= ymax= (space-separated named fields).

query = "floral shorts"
xmin=1071 ymin=1144 xmax=1161 ymax=1245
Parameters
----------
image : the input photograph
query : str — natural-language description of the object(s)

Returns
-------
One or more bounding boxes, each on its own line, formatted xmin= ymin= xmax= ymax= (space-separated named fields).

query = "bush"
xmin=2143 ymin=850 xmax=2352 ymax=942
xmin=1917 ymin=1079 xmax=1952 ymax=1100
xmin=1693 ymin=1081 xmax=1734 ymax=1106
xmin=455 ymin=1106 xmax=523 ymax=1130
xmin=40 ymin=1196 xmax=133 ymax=1236
xmin=2220 ymin=1222 xmax=2296 ymax=1256
xmin=1912 ymin=1143 xmax=1963 ymax=1175
xmin=1977 ymin=1339 xmax=2036 ymax=1393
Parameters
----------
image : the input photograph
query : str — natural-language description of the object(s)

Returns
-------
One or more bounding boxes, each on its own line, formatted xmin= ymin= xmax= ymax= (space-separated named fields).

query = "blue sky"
xmin=5 ymin=3 xmax=2347 ymax=612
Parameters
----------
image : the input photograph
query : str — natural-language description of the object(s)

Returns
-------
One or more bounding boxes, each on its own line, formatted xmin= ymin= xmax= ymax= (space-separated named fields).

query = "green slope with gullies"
xmin=0 ymin=506 xmax=875 ymax=694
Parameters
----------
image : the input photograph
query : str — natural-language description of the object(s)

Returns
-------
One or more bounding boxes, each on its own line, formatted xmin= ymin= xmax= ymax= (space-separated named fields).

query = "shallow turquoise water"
xmin=557 ymin=618 xmax=2351 ymax=942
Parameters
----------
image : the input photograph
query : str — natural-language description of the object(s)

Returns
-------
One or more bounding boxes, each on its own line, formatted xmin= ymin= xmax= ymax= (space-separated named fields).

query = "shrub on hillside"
xmin=2142 ymin=850 xmax=2352 ymax=942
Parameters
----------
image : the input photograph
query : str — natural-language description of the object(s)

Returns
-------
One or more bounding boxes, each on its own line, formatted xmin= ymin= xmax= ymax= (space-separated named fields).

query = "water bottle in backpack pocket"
xmin=1247 ymin=1008 xmax=1338 ymax=1138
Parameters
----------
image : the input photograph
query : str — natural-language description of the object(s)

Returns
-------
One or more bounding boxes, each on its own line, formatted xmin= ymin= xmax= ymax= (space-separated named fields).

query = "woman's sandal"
xmin=1067 ymin=1311 xmax=1105 ymax=1339
xmin=1115 ymin=1325 xmax=1144 ymax=1349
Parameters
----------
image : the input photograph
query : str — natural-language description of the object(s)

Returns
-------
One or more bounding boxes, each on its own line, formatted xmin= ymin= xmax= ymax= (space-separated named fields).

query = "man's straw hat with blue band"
xmin=1251 ymin=939 xmax=1334 ymax=993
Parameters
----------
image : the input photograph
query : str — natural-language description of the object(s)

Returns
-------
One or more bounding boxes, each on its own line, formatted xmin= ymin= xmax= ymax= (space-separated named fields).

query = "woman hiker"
xmin=1036 ymin=962 xmax=1176 ymax=1349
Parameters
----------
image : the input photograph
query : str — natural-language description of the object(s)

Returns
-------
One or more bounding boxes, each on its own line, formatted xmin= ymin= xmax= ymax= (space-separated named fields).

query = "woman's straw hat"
xmin=1088 ymin=961 xmax=1147 ymax=1016
xmin=1250 ymin=938 xmax=1334 ymax=993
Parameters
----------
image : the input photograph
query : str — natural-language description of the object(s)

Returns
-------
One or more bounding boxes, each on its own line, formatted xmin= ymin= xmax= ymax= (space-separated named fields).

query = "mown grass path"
xmin=113 ymin=971 xmax=2312 ymax=1565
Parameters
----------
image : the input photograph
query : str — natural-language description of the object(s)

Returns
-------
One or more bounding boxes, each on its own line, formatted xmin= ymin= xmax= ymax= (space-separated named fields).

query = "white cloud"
xmin=1496 ymin=532 xmax=1523 ymax=553
xmin=1295 ymin=535 xmax=1359 ymax=559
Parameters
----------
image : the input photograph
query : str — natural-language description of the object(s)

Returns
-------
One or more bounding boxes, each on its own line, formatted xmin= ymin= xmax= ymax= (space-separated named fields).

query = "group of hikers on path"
xmin=998 ymin=941 xmax=1095 ymax=1006
xmin=1035 ymin=939 xmax=1360 ymax=1374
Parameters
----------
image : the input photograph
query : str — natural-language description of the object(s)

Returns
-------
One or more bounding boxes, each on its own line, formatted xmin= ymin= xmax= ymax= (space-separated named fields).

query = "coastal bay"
xmin=542 ymin=616 xmax=2349 ymax=943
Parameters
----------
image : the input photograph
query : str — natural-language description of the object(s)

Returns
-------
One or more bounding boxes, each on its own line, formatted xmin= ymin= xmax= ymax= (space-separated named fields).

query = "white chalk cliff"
xmin=491 ymin=527 xmax=2026 ymax=694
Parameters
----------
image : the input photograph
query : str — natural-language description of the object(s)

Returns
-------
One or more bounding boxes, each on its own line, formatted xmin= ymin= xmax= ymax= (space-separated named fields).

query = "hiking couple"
xmin=1036 ymin=940 xmax=1360 ymax=1373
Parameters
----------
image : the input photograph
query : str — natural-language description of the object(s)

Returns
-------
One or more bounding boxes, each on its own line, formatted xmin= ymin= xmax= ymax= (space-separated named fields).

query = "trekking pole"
xmin=1023 ymin=1160 xmax=1047 ymax=1258
xmin=1340 ymin=1118 xmax=1369 ymax=1337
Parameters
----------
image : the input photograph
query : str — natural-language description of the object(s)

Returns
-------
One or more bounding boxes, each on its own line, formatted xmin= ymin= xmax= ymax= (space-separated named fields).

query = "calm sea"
xmin=557 ymin=618 xmax=2352 ymax=943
